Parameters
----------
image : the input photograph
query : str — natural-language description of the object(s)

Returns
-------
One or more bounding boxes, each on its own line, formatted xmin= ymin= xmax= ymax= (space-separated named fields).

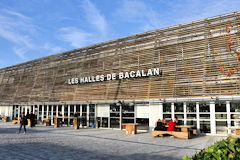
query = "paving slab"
xmin=0 ymin=122 xmax=225 ymax=160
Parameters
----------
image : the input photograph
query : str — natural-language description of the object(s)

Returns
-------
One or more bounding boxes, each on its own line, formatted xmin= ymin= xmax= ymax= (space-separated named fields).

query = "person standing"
xmin=29 ymin=112 xmax=35 ymax=127
xmin=18 ymin=113 xmax=27 ymax=134
xmin=58 ymin=112 xmax=63 ymax=127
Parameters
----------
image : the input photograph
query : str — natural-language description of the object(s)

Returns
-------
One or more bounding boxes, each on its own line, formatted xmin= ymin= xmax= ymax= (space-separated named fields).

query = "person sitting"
xmin=174 ymin=117 xmax=179 ymax=125
xmin=154 ymin=119 xmax=165 ymax=131
xmin=162 ymin=118 xmax=167 ymax=131
xmin=155 ymin=119 xmax=161 ymax=127
xmin=167 ymin=118 xmax=177 ymax=131
xmin=174 ymin=117 xmax=181 ymax=131
xmin=74 ymin=112 xmax=79 ymax=117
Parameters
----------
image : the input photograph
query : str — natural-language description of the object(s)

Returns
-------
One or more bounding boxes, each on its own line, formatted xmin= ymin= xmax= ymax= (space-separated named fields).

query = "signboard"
xmin=68 ymin=68 xmax=162 ymax=85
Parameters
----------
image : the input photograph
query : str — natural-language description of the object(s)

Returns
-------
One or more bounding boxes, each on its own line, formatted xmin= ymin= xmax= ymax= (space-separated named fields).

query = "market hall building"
xmin=1 ymin=11 xmax=240 ymax=135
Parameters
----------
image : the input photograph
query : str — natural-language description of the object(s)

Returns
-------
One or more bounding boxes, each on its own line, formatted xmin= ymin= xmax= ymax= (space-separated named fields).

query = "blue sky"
xmin=0 ymin=0 xmax=240 ymax=69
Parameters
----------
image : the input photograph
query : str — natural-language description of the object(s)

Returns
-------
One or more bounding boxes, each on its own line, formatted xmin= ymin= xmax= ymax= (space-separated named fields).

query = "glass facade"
xmin=7 ymin=100 xmax=240 ymax=135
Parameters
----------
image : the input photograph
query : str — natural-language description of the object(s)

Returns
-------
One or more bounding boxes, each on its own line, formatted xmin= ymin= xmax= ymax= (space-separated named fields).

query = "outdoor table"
xmin=122 ymin=123 xmax=139 ymax=135
xmin=54 ymin=116 xmax=80 ymax=129
xmin=43 ymin=118 xmax=51 ymax=126
xmin=176 ymin=125 xmax=192 ymax=132
xmin=27 ymin=119 xmax=31 ymax=127
xmin=165 ymin=125 xmax=193 ymax=132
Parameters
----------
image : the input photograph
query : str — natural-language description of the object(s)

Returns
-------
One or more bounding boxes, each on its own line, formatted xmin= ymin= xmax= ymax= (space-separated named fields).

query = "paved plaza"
xmin=0 ymin=122 xmax=225 ymax=160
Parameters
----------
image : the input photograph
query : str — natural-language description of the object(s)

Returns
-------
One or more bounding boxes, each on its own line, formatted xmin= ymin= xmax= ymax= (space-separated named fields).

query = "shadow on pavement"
xmin=0 ymin=142 xmax=180 ymax=160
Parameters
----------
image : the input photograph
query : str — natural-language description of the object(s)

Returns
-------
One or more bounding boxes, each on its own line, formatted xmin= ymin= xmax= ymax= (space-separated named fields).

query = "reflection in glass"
xmin=110 ymin=103 xmax=120 ymax=112
xmin=216 ymin=121 xmax=227 ymax=134
xmin=187 ymin=103 xmax=196 ymax=112
xmin=163 ymin=114 xmax=171 ymax=119
xmin=187 ymin=114 xmax=196 ymax=119
xmin=200 ymin=114 xmax=210 ymax=119
xmin=215 ymin=114 xmax=227 ymax=119
xmin=110 ymin=118 xmax=120 ymax=128
xmin=200 ymin=121 xmax=210 ymax=133
xmin=230 ymin=102 xmax=240 ymax=112
xmin=174 ymin=103 xmax=183 ymax=112
xmin=163 ymin=103 xmax=171 ymax=112
xmin=215 ymin=103 xmax=226 ymax=112
xmin=199 ymin=103 xmax=210 ymax=112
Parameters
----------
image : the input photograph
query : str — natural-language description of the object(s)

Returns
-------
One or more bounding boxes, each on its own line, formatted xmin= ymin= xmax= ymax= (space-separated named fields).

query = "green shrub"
xmin=183 ymin=137 xmax=240 ymax=160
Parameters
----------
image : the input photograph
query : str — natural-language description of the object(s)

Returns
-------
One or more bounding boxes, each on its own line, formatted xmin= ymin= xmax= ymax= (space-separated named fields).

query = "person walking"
xmin=18 ymin=113 xmax=27 ymax=134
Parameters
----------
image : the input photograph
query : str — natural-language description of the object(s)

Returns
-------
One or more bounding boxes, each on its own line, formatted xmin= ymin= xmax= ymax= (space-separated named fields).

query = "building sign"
xmin=68 ymin=68 xmax=162 ymax=85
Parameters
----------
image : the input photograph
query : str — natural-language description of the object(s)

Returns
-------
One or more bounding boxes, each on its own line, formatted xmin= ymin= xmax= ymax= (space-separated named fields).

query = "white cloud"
xmin=116 ymin=0 xmax=162 ymax=31
xmin=58 ymin=0 xmax=109 ymax=48
xmin=82 ymin=0 xmax=107 ymax=36
xmin=58 ymin=27 xmax=94 ymax=48
xmin=0 ymin=9 xmax=64 ymax=60
xmin=0 ymin=9 xmax=36 ymax=60
xmin=43 ymin=43 xmax=65 ymax=54
xmin=158 ymin=0 xmax=240 ymax=25
xmin=12 ymin=47 xmax=28 ymax=61
xmin=116 ymin=0 xmax=240 ymax=32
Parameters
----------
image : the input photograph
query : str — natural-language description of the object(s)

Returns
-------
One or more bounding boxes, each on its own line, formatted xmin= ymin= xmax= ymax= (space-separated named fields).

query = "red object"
xmin=167 ymin=120 xmax=176 ymax=131
xmin=122 ymin=125 xmax=126 ymax=129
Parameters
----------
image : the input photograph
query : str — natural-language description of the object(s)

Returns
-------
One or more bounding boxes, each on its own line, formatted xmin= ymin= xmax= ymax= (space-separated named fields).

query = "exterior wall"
xmin=1 ymin=11 xmax=240 ymax=136
xmin=135 ymin=104 xmax=149 ymax=118
xmin=0 ymin=11 xmax=240 ymax=103
xmin=1 ymin=97 xmax=240 ymax=135
xmin=149 ymin=103 xmax=161 ymax=131
xmin=0 ymin=106 xmax=13 ymax=119
xmin=96 ymin=104 xmax=109 ymax=117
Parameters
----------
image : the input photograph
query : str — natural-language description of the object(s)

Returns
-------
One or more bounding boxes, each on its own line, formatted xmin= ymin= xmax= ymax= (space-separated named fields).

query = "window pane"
xmin=122 ymin=103 xmax=134 ymax=112
xmin=199 ymin=103 xmax=210 ymax=112
xmin=216 ymin=121 xmax=227 ymax=134
xmin=200 ymin=114 xmax=210 ymax=119
xmin=230 ymin=102 xmax=240 ymax=112
xmin=163 ymin=103 xmax=171 ymax=112
xmin=186 ymin=103 xmax=196 ymax=112
xmin=200 ymin=121 xmax=210 ymax=133
xmin=215 ymin=103 xmax=226 ymax=112
xmin=187 ymin=114 xmax=196 ymax=119
xmin=215 ymin=114 xmax=227 ymax=119
xmin=110 ymin=103 xmax=120 ymax=112
xmin=82 ymin=104 xmax=87 ymax=112
xmin=174 ymin=103 xmax=183 ymax=112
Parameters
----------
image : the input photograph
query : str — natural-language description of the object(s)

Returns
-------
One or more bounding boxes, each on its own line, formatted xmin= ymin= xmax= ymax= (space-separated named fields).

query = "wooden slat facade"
xmin=0 ymin=11 xmax=240 ymax=103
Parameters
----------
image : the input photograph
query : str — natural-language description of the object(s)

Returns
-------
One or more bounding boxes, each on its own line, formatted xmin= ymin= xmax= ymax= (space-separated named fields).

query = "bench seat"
xmin=12 ymin=120 xmax=20 ymax=124
xmin=43 ymin=119 xmax=51 ymax=126
xmin=152 ymin=130 xmax=189 ymax=140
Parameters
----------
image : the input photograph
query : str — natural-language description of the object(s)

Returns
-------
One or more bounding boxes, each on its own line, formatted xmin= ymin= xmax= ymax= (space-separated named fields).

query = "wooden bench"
xmin=12 ymin=120 xmax=20 ymax=124
xmin=43 ymin=119 xmax=51 ymax=126
xmin=3 ymin=116 xmax=10 ymax=122
xmin=152 ymin=130 xmax=189 ymax=140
